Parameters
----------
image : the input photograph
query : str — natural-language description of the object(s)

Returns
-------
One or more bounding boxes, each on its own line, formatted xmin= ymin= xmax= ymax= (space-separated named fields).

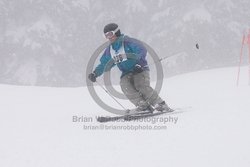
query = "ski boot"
xmin=154 ymin=101 xmax=174 ymax=112
xmin=135 ymin=101 xmax=154 ymax=114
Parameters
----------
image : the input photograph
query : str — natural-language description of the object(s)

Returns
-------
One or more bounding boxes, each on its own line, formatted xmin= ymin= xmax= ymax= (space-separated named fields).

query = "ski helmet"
xmin=103 ymin=23 xmax=121 ymax=37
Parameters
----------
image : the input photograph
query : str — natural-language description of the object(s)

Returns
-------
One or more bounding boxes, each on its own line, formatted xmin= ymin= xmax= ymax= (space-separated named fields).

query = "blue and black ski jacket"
xmin=94 ymin=35 xmax=149 ymax=78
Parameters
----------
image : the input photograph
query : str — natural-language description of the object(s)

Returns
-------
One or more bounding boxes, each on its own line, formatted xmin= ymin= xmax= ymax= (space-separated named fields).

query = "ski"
xmin=96 ymin=109 xmax=183 ymax=123
xmin=123 ymin=110 xmax=174 ymax=121
xmin=96 ymin=107 xmax=190 ymax=123
xmin=96 ymin=110 xmax=152 ymax=123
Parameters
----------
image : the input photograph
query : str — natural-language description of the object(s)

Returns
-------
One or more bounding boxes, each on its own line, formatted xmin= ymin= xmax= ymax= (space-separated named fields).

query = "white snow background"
xmin=0 ymin=66 xmax=249 ymax=167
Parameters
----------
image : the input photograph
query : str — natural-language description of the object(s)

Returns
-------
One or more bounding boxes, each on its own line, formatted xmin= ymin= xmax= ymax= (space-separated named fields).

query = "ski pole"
xmin=146 ymin=51 xmax=186 ymax=67
xmin=95 ymin=80 xmax=128 ymax=110
xmin=237 ymin=33 xmax=245 ymax=86
xmin=248 ymin=30 xmax=250 ymax=85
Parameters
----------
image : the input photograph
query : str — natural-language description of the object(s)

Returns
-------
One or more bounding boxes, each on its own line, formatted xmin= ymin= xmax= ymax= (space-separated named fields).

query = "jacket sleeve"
xmin=93 ymin=48 xmax=115 ymax=77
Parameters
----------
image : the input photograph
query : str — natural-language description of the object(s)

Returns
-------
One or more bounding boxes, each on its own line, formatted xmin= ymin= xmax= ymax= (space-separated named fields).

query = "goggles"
xmin=104 ymin=27 xmax=119 ymax=39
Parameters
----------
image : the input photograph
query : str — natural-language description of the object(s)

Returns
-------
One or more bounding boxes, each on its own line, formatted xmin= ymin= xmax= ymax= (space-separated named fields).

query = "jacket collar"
xmin=111 ymin=34 xmax=124 ymax=51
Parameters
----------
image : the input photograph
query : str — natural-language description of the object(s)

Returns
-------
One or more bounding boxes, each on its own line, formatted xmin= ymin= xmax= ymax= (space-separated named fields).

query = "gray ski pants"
xmin=120 ymin=70 xmax=163 ymax=107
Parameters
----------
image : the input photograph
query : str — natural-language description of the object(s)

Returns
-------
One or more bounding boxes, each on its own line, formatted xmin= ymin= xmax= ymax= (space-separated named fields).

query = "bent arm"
xmin=126 ymin=37 xmax=147 ymax=62
xmin=93 ymin=49 xmax=115 ymax=77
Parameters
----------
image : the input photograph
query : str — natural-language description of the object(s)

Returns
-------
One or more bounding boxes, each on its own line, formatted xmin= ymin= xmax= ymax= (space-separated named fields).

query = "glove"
xmin=133 ymin=64 xmax=143 ymax=73
xmin=88 ymin=72 xmax=97 ymax=82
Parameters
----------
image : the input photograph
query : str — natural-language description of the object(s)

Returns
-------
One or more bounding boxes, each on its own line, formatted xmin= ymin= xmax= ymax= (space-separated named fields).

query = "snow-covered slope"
xmin=0 ymin=66 xmax=250 ymax=167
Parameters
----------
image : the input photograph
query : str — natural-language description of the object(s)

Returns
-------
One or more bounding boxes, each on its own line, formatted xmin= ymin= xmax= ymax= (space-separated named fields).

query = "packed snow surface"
xmin=0 ymin=67 xmax=249 ymax=167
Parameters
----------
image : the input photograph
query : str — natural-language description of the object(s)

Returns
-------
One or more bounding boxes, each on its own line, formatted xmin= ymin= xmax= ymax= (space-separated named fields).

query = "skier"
xmin=88 ymin=23 xmax=173 ymax=113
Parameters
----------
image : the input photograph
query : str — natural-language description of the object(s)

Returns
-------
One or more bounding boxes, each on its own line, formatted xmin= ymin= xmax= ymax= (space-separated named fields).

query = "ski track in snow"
xmin=0 ymin=67 xmax=250 ymax=167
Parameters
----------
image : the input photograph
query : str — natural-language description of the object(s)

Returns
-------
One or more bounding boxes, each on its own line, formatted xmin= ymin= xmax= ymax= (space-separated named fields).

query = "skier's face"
xmin=107 ymin=35 xmax=117 ymax=43
xmin=104 ymin=29 xmax=118 ymax=43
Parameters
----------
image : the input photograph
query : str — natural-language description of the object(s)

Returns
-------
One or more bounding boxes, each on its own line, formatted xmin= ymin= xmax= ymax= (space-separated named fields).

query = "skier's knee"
xmin=135 ymin=83 xmax=149 ymax=92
